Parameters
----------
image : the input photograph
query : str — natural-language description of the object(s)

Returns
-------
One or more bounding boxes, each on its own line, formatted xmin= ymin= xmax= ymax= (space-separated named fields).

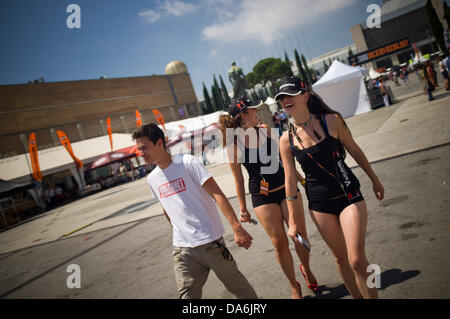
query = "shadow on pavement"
xmin=432 ymin=91 xmax=450 ymax=101
xmin=305 ymin=268 xmax=420 ymax=299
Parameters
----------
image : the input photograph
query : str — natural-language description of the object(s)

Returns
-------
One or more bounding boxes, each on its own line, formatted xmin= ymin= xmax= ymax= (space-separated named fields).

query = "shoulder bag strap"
xmin=289 ymin=122 xmax=337 ymax=180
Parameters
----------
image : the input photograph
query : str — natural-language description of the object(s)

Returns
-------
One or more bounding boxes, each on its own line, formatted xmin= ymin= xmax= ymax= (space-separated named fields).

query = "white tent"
xmin=163 ymin=110 xmax=224 ymax=139
xmin=412 ymin=53 xmax=428 ymax=65
xmin=312 ymin=61 xmax=371 ymax=118
xmin=368 ymin=67 xmax=382 ymax=80
xmin=264 ymin=96 xmax=279 ymax=113
xmin=0 ymin=133 xmax=136 ymax=183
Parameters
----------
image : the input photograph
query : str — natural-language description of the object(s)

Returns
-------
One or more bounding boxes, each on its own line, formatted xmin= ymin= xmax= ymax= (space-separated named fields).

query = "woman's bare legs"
xmin=309 ymin=210 xmax=362 ymax=298
xmin=280 ymin=198 xmax=317 ymax=286
xmin=339 ymin=201 xmax=378 ymax=299
xmin=254 ymin=203 xmax=302 ymax=299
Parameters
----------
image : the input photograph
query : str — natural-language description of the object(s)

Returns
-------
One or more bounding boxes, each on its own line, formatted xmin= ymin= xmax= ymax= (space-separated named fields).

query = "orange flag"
xmin=56 ymin=130 xmax=83 ymax=169
xmin=152 ymin=109 xmax=166 ymax=131
xmin=135 ymin=110 xmax=142 ymax=128
xmin=28 ymin=132 xmax=42 ymax=181
xmin=107 ymin=118 xmax=113 ymax=151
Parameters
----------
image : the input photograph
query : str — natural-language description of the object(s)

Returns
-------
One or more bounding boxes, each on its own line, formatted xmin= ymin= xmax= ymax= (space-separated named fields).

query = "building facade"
xmin=305 ymin=44 xmax=357 ymax=76
xmin=0 ymin=62 xmax=200 ymax=160
xmin=350 ymin=0 xmax=448 ymax=69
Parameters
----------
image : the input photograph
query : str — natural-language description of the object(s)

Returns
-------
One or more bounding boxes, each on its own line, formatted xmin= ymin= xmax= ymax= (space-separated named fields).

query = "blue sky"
xmin=0 ymin=0 xmax=385 ymax=100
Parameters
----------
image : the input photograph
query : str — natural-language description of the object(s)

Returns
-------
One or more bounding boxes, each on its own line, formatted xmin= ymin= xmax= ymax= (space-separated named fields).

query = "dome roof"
xmin=165 ymin=60 xmax=188 ymax=75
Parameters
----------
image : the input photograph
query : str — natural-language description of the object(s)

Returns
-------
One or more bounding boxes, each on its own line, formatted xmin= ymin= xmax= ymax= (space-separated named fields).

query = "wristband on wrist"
xmin=300 ymin=180 xmax=306 ymax=185
xmin=286 ymin=195 xmax=298 ymax=201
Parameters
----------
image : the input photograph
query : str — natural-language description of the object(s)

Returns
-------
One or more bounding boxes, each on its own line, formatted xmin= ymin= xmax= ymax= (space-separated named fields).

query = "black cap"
xmin=274 ymin=76 xmax=309 ymax=101
xmin=227 ymin=97 xmax=262 ymax=117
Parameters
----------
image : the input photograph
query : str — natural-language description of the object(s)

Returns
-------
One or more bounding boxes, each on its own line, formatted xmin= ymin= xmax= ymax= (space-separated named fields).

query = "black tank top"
xmin=289 ymin=115 xmax=346 ymax=201
xmin=239 ymin=127 xmax=285 ymax=194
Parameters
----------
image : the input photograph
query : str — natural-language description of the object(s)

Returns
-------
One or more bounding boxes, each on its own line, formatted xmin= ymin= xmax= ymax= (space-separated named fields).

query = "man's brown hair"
xmin=132 ymin=123 xmax=166 ymax=149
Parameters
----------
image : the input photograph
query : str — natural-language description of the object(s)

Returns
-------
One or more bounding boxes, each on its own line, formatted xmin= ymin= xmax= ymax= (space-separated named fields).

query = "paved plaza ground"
xmin=0 ymin=74 xmax=449 ymax=299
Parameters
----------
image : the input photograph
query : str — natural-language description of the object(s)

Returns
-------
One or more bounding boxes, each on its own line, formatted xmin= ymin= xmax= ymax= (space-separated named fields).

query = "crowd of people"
xmin=133 ymin=75 xmax=385 ymax=299
xmin=272 ymin=110 xmax=289 ymax=136
xmin=418 ymin=55 xmax=450 ymax=101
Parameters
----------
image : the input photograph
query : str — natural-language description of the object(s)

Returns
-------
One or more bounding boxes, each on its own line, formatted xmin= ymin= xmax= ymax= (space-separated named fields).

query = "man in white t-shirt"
xmin=133 ymin=123 xmax=257 ymax=299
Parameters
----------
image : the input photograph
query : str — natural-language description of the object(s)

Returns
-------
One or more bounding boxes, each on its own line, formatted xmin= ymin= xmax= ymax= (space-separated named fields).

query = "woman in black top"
xmin=276 ymin=76 xmax=384 ymax=299
xmin=219 ymin=97 xmax=318 ymax=299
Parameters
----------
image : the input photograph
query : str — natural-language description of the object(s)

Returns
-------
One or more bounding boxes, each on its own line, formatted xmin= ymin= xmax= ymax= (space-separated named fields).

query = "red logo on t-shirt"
xmin=159 ymin=178 xmax=186 ymax=198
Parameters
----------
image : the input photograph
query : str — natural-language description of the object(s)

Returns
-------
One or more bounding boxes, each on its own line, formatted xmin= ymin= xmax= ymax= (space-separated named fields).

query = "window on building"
xmin=186 ymin=103 xmax=199 ymax=116
xmin=99 ymin=119 xmax=107 ymax=135
xmin=119 ymin=115 xmax=129 ymax=133
xmin=178 ymin=107 xmax=186 ymax=118
xmin=76 ymin=123 xmax=85 ymax=140
xmin=375 ymin=57 xmax=393 ymax=69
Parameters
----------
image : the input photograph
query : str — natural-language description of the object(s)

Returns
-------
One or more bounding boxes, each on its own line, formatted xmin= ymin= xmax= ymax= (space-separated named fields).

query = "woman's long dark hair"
xmin=307 ymin=91 xmax=348 ymax=158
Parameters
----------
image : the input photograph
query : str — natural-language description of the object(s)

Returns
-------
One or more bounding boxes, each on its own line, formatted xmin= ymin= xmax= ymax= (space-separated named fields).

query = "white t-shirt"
xmin=147 ymin=154 xmax=225 ymax=247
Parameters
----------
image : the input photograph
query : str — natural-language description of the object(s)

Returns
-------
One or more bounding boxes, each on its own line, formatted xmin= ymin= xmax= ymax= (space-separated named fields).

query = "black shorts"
xmin=308 ymin=189 xmax=364 ymax=216
xmin=251 ymin=187 xmax=287 ymax=208
xmin=442 ymin=70 xmax=449 ymax=80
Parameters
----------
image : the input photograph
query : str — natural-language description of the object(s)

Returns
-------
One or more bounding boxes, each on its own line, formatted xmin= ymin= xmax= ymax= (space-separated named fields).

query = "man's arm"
xmin=202 ymin=177 xmax=253 ymax=249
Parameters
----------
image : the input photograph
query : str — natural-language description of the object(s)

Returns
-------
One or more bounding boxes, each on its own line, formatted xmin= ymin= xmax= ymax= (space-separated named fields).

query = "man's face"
xmin=136 ymin=137 xmax=162 ymax=165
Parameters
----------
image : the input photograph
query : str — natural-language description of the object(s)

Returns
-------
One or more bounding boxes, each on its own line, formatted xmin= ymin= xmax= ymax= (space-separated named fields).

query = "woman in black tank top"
xmin=219 ymin=97 xmax=318 ymax=299
xmin=276 ymin=76 xmax=384 ymax=299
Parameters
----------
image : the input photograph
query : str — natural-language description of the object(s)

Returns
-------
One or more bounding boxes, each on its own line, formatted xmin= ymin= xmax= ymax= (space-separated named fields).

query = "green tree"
xmin=294 ymin=49 xmax=309 ymax=86
xmin=202 ymin=83 xmax=214 ymax=114
xmin=301 ymin=53 xmax=313 ymax=85
xmin=284 ymin=51 xmax=294 ymax=76
xmin=323 ymin=60 xmax=329 ymax=73
xmin=213 ymin=75 xmax=225 ymax=110
xmin=348 ymin=46 xmax=354 ymax=57
xmin=250 ymin=90 xmax=260 ymax=104
xmin=252 ymin=57 xmax=292 ymax=88
xmin=426 ymin=0 xmax=447 ymax=54
xmin=211 ymin=81 xmax=225 ymax=111
xmin=219 ymin=75 xmax=231 ymax=107
xmin=211 ymin=84 xmax=220 ymax=111
xmin=246 ymin=71 xmax=259 ymax=88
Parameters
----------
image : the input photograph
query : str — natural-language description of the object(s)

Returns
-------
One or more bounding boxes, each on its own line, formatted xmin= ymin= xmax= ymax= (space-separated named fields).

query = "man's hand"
xmin=233 ymin=224 xmax=253 ymax=249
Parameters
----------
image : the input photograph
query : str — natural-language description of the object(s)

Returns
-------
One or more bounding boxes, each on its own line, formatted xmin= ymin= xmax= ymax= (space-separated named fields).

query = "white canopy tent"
xmin=411 ymin=52 xmax=428 ymax=65
xmin=163 ymin=110 xmax=224 ymax=140
xmin=312 ymin=61 xmax=371 ymax=118
xmin=264 ymin=96 xmax=279 ymax=113
xmin=368 ymin=67 xmax=382 ymax=80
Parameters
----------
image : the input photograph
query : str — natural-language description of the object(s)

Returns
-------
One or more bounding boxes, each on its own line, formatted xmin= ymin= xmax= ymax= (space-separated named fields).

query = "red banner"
xmin=107 ymin=118 xmax=113 ymax=151
xmin=135 ymin=110 xmax=142 ymax=128
xmin=28 ymin=132 xmax=42 ymax=181
xmin=56 ymin=130 xmax=83 ymax=168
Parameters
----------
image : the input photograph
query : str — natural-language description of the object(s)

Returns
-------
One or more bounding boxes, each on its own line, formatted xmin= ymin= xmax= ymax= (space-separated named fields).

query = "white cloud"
xmin=161 ymin=1 xmax=198 ymax=17
xmin=139 ymin=10 xmax=161 ymax=23
xmin=202 ymin=0 xmax=358 ymax=44
xmin=139 ymin=0 xmax=199 ymax=24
